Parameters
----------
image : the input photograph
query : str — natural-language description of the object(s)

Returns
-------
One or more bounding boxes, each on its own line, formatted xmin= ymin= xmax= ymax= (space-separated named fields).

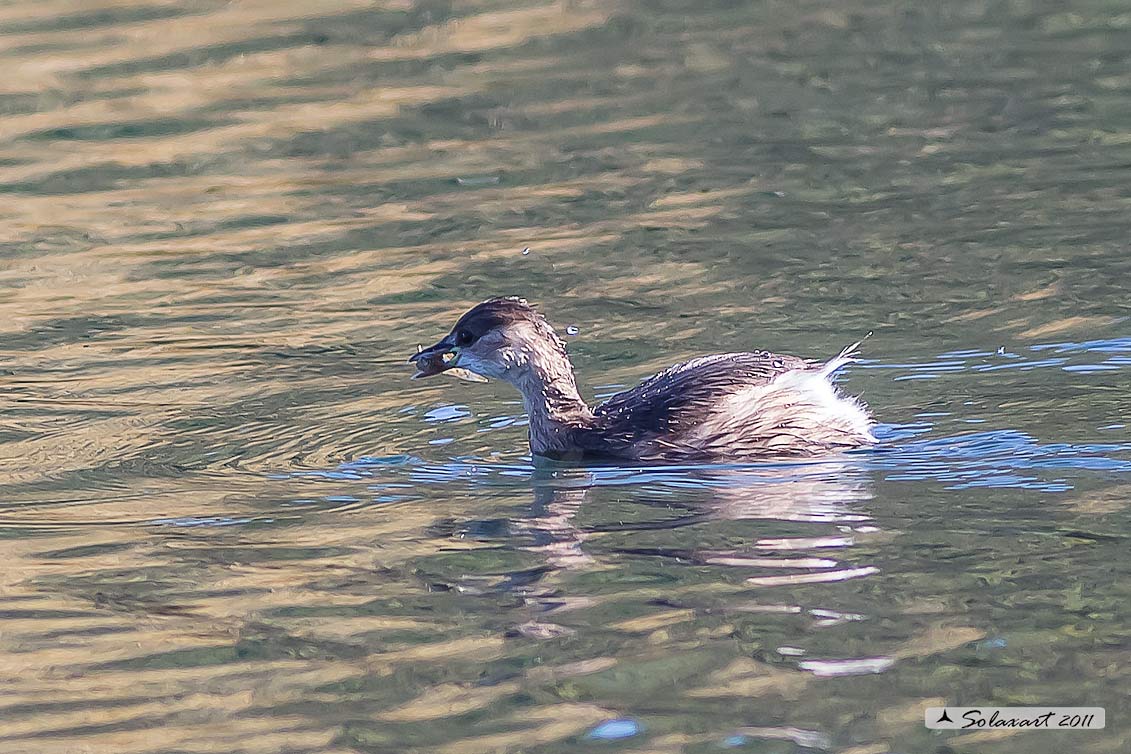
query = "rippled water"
xmin=2 ymin=1 xmax=1130 ymax=752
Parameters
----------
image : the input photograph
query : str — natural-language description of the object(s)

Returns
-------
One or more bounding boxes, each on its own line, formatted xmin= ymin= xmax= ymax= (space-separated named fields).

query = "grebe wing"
xmin=590 ymin=352 xmax=810 ymax=441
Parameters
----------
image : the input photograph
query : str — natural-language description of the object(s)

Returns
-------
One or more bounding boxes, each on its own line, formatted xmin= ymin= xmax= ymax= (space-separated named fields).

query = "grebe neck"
xmin=514 ymin=349 xmax=593 ymax=455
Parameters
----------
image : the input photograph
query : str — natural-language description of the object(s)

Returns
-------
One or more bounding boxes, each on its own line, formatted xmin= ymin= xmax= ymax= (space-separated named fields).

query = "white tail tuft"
xmin=820 ymin=332 xmax=871 ymax=378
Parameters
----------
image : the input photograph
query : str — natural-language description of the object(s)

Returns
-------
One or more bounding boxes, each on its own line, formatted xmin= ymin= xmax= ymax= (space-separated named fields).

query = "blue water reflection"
xmin=285 ymin=422 xmax=1130 ymax=501
xmin=865 ymin=336 xmax=1131 ymax=377
xmin=872 ymin=427 xmax=1131 ymax=492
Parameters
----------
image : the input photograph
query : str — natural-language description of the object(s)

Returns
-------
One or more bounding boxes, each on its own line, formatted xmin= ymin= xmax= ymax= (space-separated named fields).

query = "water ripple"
xmin=874 ymin=428 xmax=1131 ymax=492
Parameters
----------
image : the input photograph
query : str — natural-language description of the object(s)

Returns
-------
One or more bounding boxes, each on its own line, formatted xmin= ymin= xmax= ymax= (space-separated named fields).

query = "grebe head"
xmin=409 ymin=296 xmax=571 ymax=387
xmin=410 ymin=297 xmax=592 ymax=456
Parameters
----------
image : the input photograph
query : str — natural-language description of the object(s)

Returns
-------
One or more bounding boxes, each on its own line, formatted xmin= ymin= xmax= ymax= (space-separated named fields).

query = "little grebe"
xmin=409 ymin=297 xmax=874 ymax=462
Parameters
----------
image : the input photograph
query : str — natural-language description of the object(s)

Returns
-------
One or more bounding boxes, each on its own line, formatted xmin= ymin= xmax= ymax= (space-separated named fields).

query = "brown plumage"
xmin=409 ymin=297 xmax=875 ymax=462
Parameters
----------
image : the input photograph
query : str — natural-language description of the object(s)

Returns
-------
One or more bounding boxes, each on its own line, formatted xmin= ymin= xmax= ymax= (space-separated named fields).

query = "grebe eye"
xmin=456 ymin=329 xmax=474 ymax=346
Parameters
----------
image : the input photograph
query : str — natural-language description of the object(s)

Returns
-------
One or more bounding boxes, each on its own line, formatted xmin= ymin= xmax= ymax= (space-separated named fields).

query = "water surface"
xmin=1 ymin=1 xmax=1130 ymax=753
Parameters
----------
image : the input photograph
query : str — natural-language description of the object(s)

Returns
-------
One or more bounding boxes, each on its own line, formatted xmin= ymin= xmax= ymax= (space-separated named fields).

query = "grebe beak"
xmin=408 ymin=338 xmax=490 ymax=383
xmin=408 ymin=336 xmax=457 ymax=379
